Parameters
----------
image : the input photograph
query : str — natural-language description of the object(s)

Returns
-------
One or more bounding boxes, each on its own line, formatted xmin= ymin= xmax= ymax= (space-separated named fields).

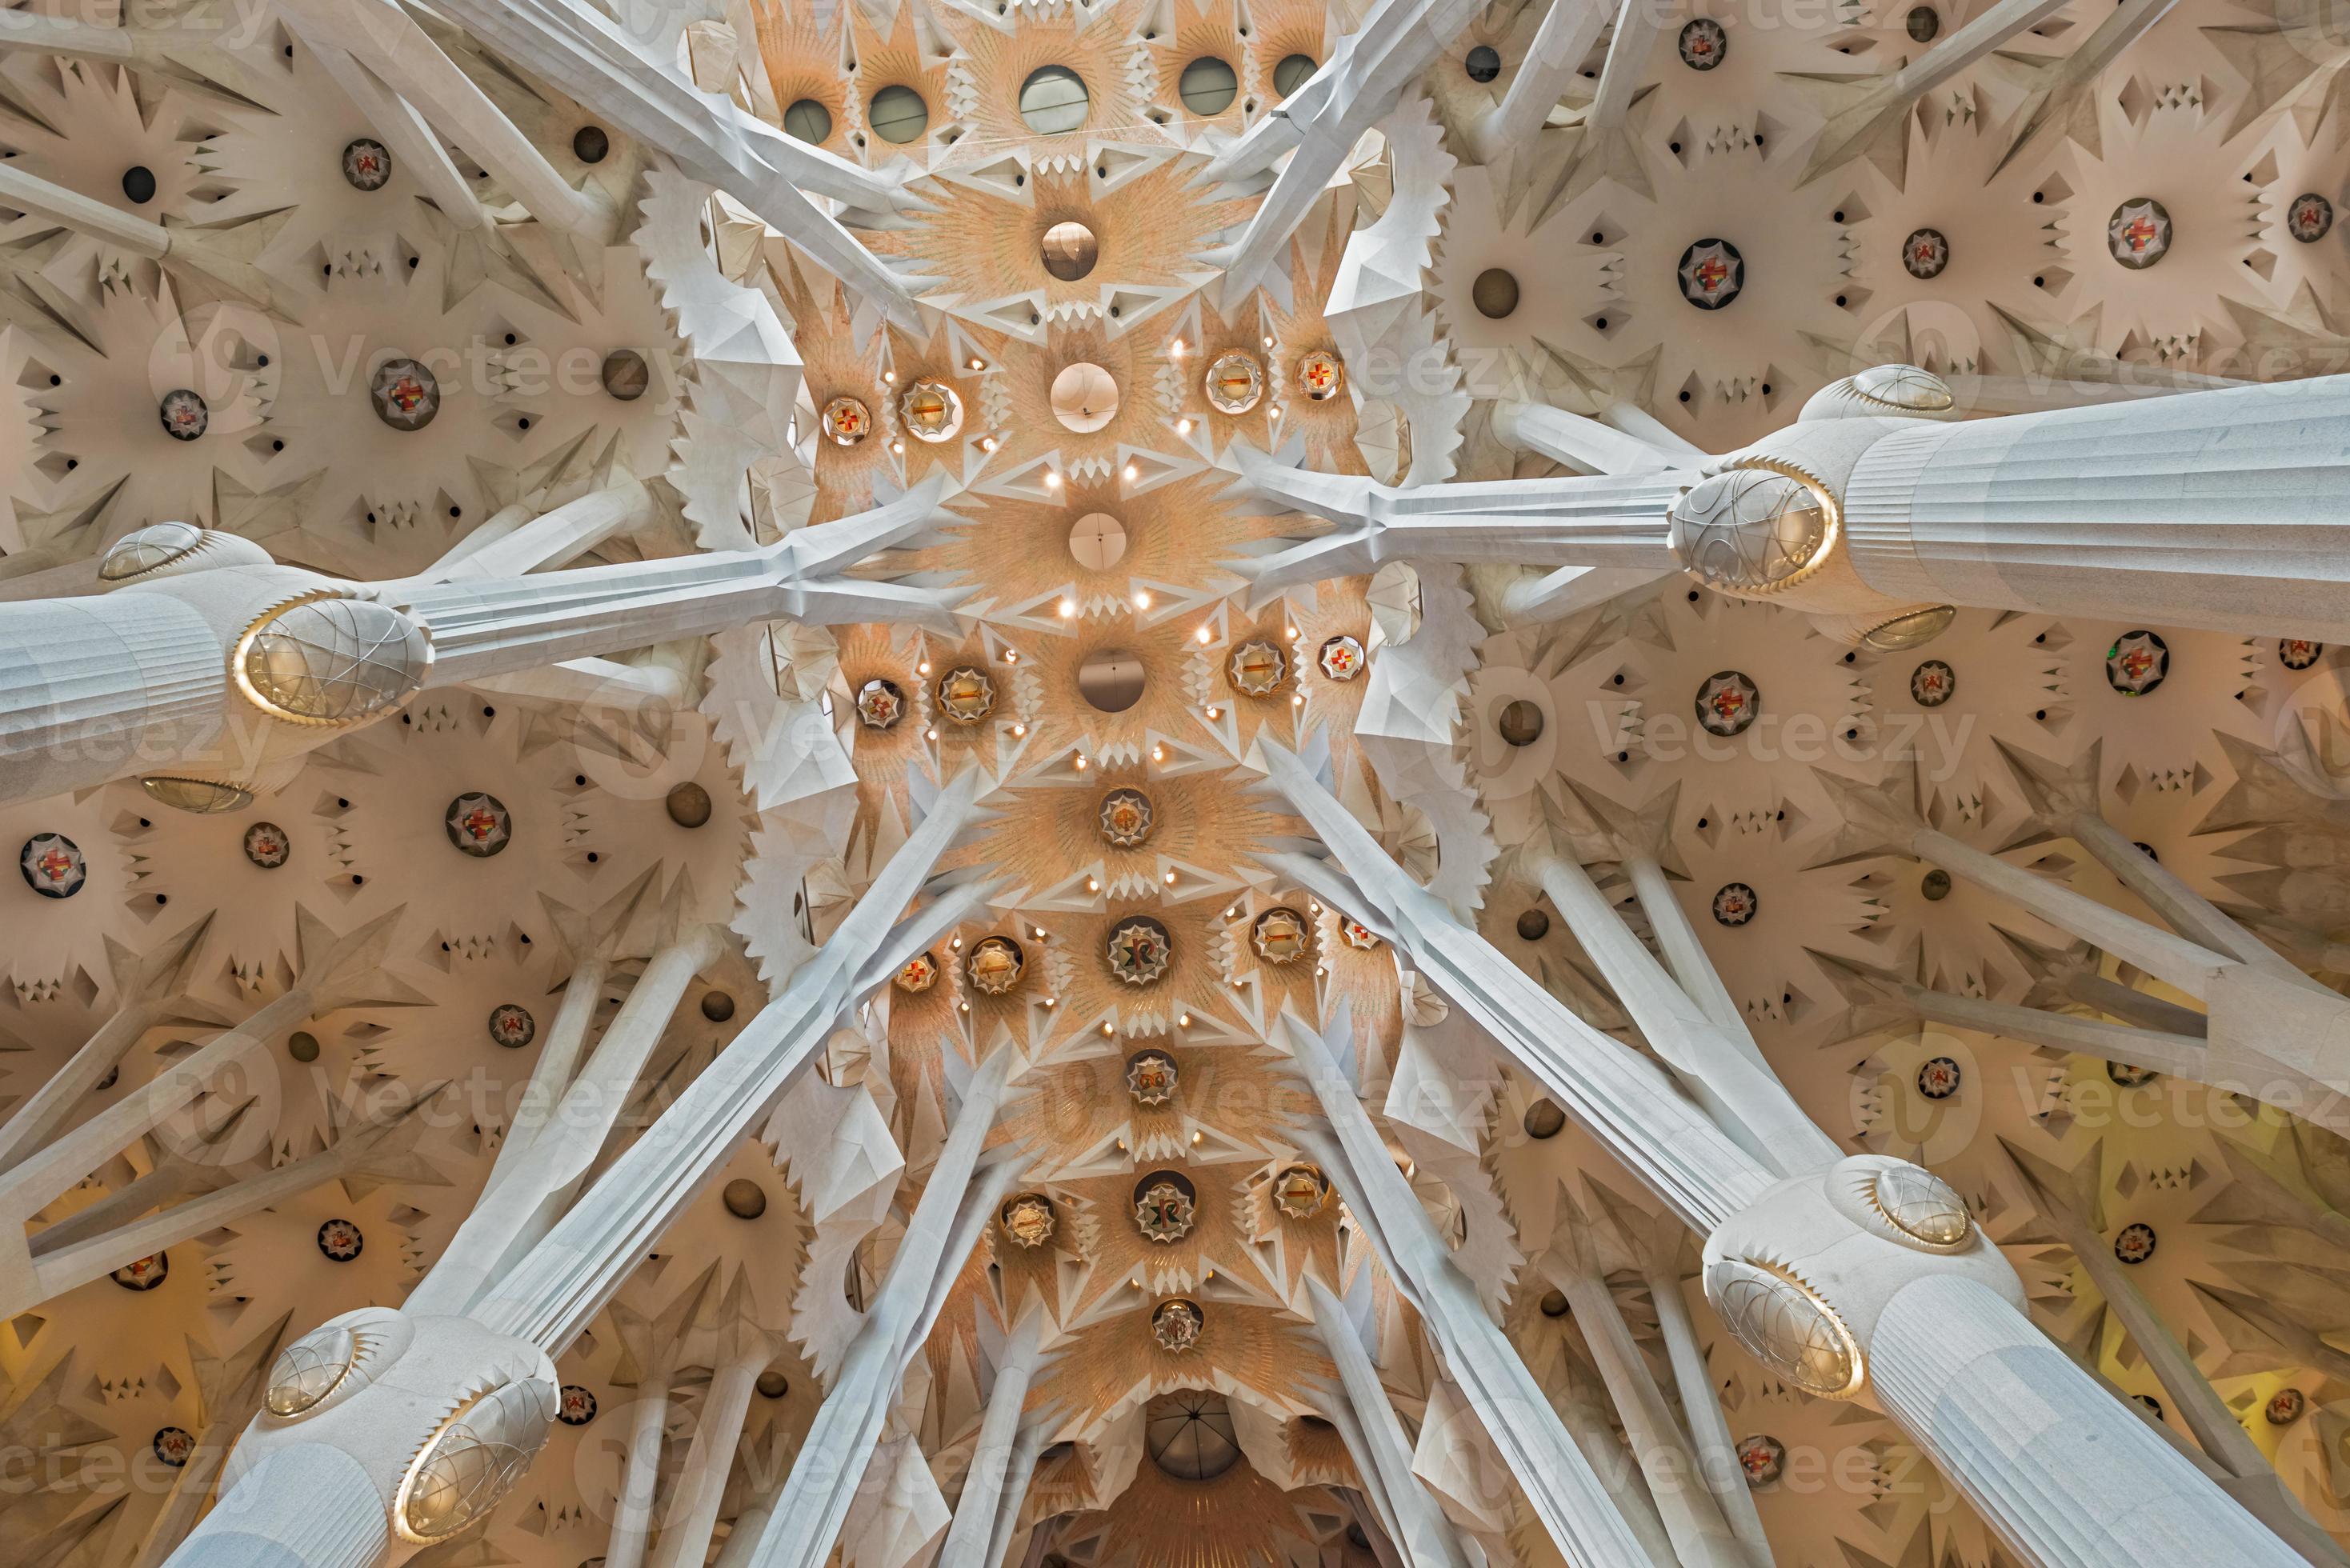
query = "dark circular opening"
xmin=1471 ymin=267 xmax=1520 ymax=319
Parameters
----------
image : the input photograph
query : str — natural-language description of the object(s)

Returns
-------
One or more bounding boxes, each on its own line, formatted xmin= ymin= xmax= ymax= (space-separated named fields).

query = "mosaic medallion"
xmin=937 ymin=666 xmax=995 ymax=724
xmin=1900 ymin=227 xmax=1949 ymax=280
xmin=1711 ymin=883 xmax=1758 ymax=927
xmin=2106 ymin=198 xmax=2172 ymax=270
xmin=316 ymin=1218 xmax=365 ymax=1262
xmin=1000 ymin=1192 xmax=1057 ymax=1249
xmin=112 ymin=1251 xmax=168 ymax=1291
xmin=369 ymin=357 xmax=441 ymax=431
xmin=854 ymin=677 xmax=907 ymax=730
xmin=1677 ymin=238 xmax=1744 ymax=310
xmin=1340 ymin=917 xmax=1380 ymax=950
xmin=487 ymin=1003 xmax=536 ymax=1050
xmin=1272 ymin=1162 xmax=1330 ymax=1219
xmin=342 ymin=137 xmax=393 ymax=190
xmin=2104 ymin=630 xmax=2168 ymax=695
xmin=1127 ymin=1049 xmax=1179 ymax=1105
xmin=895 ymin=951 xmax=940 ymax=994
xmin=900 ymin=378 xmax=964 ymax=442
xmin=1203 ymin=350 xmax=1265 ymax=414
xmin=820 ymin=394 xmax=871 ymax=446
xmin=2288 ymin=194 xmax=2333 ymax=243
xmin=1318 ymin=634 xmax=1365 ymax=682
xmin=1735 ymin=1434 xmax=1784 ymax=1486
xmin=967 ymin=935 xmax=1026 ymax=995
xmin=1229 ymin=640 xmax=1287 ymax=696
xmin=1152 ymin=1297 xmax=1203 ymax=1353
xmin=20 ymin=833 xmax=86 ymax=898
xmin=1134 ymin=1172 xmax=1198 ymax=1242
xmin=159 ymin=387 xmax=209 ymax=441
xmin=2113 ymin=1222 xmax=2158 ymax=1265
xmin=242 ymin=822 xmax=290 ymax=868
xmin=1099 ymin=788 xmax=1155 ymax=847
xmin=1251 ymin=906 xmax=1312 ymax=965
xmin=2280 ymin=638 xmax=2324 ymax=670
xmin=153 ymin=1426 xmax=195 ymax=1468
xmin=558 ymin=1386 xmax=598 ymax=1426
xmin=445 ymin=793 xmax=512 ymax=857
xmin=2108 ymin=1062 xmax=2158 ymax=1087
xmin=1909 ymin=659 xmax=1956 ymax=707
xmin=1695 ymin=670 xmax=1760 ymax=735
xmin=2267 ymin=1387 xmax=2307 ymax=1425
xmin=1916 ymin=1055 xmax=1962 ymax=1100
xmin=1296 ymin=348 xmax=1343 ymax=401
xmin=1678 ymin=18 xmax=1727 ymax=68
xmin=1106 ymin=916 xmax=1174 ymax=986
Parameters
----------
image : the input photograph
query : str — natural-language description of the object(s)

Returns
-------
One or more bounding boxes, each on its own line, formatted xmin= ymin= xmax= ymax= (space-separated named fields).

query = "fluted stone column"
xmin=1837 ymin=377 xmax=2350 ymax=639
xmin=0 ymin=589 xmax=235 ymax=802
xmin=1870 ymin=1275 xmax=2303 ymax=1566
xmin=168 ymin=1446 xmax=390 ymax=1568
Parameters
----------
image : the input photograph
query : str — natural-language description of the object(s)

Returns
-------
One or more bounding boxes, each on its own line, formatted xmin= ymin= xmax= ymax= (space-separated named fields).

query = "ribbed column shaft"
xmin=1870 ymin=1274 xmax=2303 ymax=1566
xmin=166 ymin=1444 xmax=389 ymax=1568
xmin=0 ymin=592 xmax=226 ymax=800
xmin=1843 ymin=377 xmax=2350 ymax=638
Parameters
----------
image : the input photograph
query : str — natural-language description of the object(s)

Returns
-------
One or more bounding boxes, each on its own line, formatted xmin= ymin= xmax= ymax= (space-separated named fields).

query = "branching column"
xmin=1305 ymin=1277 xmax=1479 ymax=1568
xmin=744 ymin=1047 xmax=1025 ymax=1568
xmin=1260 ymin=734 xmax=2310 ymax=1567
xmin=936 ymin=1311 xmax=1047 ymax=1568
xmin=1286 ymin=1014 xmax=1673 ymax=1566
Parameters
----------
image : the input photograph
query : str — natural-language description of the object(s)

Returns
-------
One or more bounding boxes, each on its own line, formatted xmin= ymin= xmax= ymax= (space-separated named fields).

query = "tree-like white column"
xmin=650 ymin=1275 xmax=789 ymax=1568
xmin=426 ymin=0 xmax=931 ymax=326
xmin=935 ymin=1311 xmax=1047 ymax=1568
xmin=1535 ymin=1208 xmax=1760 ymax=1567
xmin=410 ymin=918 xmax=729 ymax=1315
xmin=0 ymin=483 xmax=962 ymax=807
xmin=1232 ymin=450 xmax=1682 ymax=606
xmin=0 ymin=906 xmax=420 ymax=1318
xmin=1283 ymin=1014 xmax=1675 ymax=1566
xmin=1207 ymin=0 xmax=1485 ymax=299
xmin=1258 ymin=734 xmax=2312 ymax=1567
xmin=743 ymin=1048 xmax=1026 ymax=1568
xmin=2004 ymin=1142 xmax=2350 ymax=1563
xmin=1869 ymin=1274 xmax=2304 ymax=1566
xmin=1807 ymin=750 xmax=2350 ymax=1120
xmin=170 ymin=782 xmax=991 ymax=1568
xmin=1825 ymin=375 xmax=2350 ymax=639
xmin=1305 ymin=1275 xmax=1479 ymax=1568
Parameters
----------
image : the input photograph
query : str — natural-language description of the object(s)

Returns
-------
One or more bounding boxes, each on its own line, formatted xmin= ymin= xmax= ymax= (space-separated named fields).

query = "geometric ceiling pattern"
xmin=0 ymin=1 xmax=2345 ymax=1566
